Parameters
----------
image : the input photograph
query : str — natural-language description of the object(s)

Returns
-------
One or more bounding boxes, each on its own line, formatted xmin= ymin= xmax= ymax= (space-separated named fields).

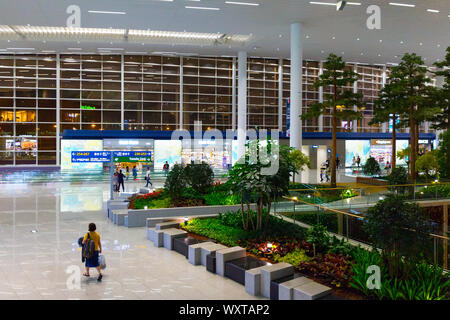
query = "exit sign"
xmin=81 ymin=105 xmax=96 ymax=110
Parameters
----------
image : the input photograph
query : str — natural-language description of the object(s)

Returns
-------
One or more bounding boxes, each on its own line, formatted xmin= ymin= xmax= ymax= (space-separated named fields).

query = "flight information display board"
xmin=71 ymin=151 xmax=152 ymax=163
xmin=71 ymin=151 xmax=112 ymax=163
xmin=112 ymin=151 xmax=152 ymax=163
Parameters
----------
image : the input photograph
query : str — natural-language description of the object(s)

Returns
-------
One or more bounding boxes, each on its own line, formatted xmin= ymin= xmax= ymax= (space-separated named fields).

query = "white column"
xmin=237 ymin=51 xmax=247 ymax=160
xmin=179 ymin=57 xmax=184 ymax=130
xmin=290 ymin=22 xmax=302 ymax=150
xmin=120 ymin=54 xmax=124 ymax=130
xmin=381 ymin=66 xmax=388 ymax=133
xmin=318 ymin=61 xmax=324 ymax=132
xmin=232 ymin=57 xmax=237 ymax=131
xmin=56 ymin=54 xmax=60 ymax=165
xmin=352 ymin=64 xmax=358 ymax=133
xmin=278 ymin=58 xmax=283 ymax=131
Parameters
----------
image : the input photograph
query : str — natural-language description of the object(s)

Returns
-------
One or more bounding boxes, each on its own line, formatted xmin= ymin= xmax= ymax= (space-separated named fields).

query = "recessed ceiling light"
xmin=88 ymin=10 xmax=126 ymax=14
xmin=379 ymin=39 xmax=382 ymax=43
xmin=427 ymin=9 xmax=439 ymax=13
xmin=419 ymin=42 xmax=423 ymax=46
xmin=356 ymin=38 xmax=360 ymax=41
xmin=185 ymin=6 xmax=220 ymax=10
xmin=332 ymin=36 xmax=335 ymax=39
xmin=378 ymin=53 xmax=381 ymax=57
xmin=437 ymin=44 xmax=441 ymax=47
xmin=279 ymin=34 xmax=282 ymax=38
xmin=389 ymin=3 xmax=415 ymax=8
xmin=225 ymin=1 xmax=260 ymax=6
xmin=400 ymin=41 xmax=404 ymax=44
xmin=306 ymin=35 xmax=310 ymax=39
xmin=360 ymin=53 xmax=364 ymax=55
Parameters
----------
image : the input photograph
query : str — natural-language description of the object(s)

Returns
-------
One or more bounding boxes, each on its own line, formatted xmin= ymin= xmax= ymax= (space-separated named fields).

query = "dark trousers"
xmin=118 ymin=181 xmax=124 ymax=192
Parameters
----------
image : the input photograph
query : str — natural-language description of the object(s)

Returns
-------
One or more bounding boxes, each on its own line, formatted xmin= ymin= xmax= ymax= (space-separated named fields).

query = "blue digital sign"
xmin=71 ymin=151 xmax=112 ymax=163
xmin=71 ymin=151 xmax=152 ymax=163
xmin=112 ymin=151 xmax=152 ymax=157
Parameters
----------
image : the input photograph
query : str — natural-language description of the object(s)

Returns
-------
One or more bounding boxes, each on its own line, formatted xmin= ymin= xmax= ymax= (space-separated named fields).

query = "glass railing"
xmin=272 ymin=187 xmax=450 ymax=270
xmin=0 ymin=168 xmax=229 ymax=184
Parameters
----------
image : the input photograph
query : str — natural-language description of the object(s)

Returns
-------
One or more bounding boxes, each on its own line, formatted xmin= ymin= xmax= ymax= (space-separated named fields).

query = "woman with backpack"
xmin=82 ymin=223 xmax=103 ymax=281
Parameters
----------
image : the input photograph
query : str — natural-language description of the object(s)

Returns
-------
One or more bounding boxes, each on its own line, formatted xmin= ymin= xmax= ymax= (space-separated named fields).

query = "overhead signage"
xmin=113 ymin=151 xmax=152 ymax=163
xmin=71 ymin=151 xmax=111 ymax=163
xmin=71 ymin=151 xmax=152 ymax=163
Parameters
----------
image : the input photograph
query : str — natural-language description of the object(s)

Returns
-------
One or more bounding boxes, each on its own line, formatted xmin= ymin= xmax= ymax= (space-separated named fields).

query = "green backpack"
xmin=83 ymin=233 xmax=96 ymax=260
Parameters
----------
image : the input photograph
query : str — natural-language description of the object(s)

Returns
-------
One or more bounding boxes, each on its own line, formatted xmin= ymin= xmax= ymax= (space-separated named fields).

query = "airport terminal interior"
xmin=0 ymin=0 xmax=449 ymax=302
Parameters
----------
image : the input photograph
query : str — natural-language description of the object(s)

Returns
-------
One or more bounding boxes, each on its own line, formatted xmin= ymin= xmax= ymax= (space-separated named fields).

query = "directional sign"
xmin=71 ymin=151 xmax=111 ymax=163
xmin=71 ymin=151 xmax=152 ymax=163
xmin=113 ymin=151 xmax=152 ymax=163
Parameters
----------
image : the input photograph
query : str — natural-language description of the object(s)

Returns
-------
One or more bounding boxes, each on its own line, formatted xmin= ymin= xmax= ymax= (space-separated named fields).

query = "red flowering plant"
xmin=239 ymin=237 xmax=313 ymax=259
xmin=297 ymin=253 xmax=353 ymax=288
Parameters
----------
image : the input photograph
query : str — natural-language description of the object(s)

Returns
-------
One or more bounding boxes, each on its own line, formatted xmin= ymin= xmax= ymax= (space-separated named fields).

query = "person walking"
xmin=113 ymin=170 xmax=119 ymax=192
xmin=356 ymin=155 xmax=361 ymax=168
xmin=125 ymin=166 xmax=130 ymax=181
xmin=132 ymin=166 xmax=137 ymax=180
xmin=336 ymin=157 xmax=340 ymax=170
xmin=145 ymin=166 xmax=153 ymax=188
xmin=82 ymin=223 xmax=103 ymax=281
xmin=325 ymin=166 xmax=330 ymax=182
xmin=163 ymin=161 xmax=169 ymax=177
xmin=117 ymin=170 xmax=125 ymax=192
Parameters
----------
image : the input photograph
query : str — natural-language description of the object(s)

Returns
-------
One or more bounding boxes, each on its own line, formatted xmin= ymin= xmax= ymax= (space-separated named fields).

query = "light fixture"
xmin=185 ymin=6 xmax=220 ymax=10
xmin=88 ymin=10 xmax=126 ymax=15
xmin=225 ymin=1 xmax=260 ymax=6
xmin=389 ymin=3 xmax=415 ymax=8
xmin=0 ymin=25 xmax=251 ymax=46
xmin=426 ymin=9 xmax=439 ymax=13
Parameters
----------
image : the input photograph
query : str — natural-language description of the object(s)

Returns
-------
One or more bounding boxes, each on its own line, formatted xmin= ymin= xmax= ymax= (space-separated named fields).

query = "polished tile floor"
xmin=0 ymin=181 xmax=264 ymax=300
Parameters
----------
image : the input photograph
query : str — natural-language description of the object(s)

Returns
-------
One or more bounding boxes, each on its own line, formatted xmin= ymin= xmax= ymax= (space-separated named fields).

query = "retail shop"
xmin=61 ymin=130 xmax=436 ymax=172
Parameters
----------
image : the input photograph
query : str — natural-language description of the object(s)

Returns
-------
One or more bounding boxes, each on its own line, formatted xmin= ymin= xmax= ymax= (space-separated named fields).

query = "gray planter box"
xmin=125 ymin=204 xmax=256 ymax=228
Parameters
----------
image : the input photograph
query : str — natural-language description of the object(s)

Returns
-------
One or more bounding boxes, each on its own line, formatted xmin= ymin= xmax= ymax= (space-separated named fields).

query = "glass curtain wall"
xmin=0 ymin=53 xmax=432 ymax=166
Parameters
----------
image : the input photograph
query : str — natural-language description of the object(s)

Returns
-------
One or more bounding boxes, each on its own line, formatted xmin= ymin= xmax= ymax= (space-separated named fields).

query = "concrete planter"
xmin=356 ymin=176 xmax=388 ymax=186
xmin=125 ymin=204 xmax=257 ymax=228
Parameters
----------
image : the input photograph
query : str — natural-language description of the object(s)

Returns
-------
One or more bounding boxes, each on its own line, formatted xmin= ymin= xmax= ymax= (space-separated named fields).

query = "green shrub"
xmin=183 ymin=162 xmax=214 ymax=194
xmin=204 ymin=191 xmax=240 ymax=206
xmin=437 ymin=130 xmax=450 ymax=179
xmin=273 ymin=249 xmax=311 ymax=268
xmin=350 ymin=247 xmax=450 ymax=300
xmin=363 ymin=156 xmax=381 ymax=176
xmin=288 ymin=211 xmax=338 ymax=233
xmin=387 ymin=166 xmax=410 ymax=194
xmin=164 ymin=164 xmax=186 ymax=202
xmin=306 ymin=224 xmax=330 ymax=253
xmin=181 ymin=218 xmax=246 ymax=247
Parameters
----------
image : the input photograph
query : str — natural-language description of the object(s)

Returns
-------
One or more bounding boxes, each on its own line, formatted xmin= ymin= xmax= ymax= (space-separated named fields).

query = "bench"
xmin=155 ymin=222 xmax=180 ymax=230
xmin=292 ymin=281 xmax=332 ymax=300
xmin=163 ymin=228 xmax=188 ymax=250
xmin=215 ymin=246 xmax=247 ymax=277
xmin=278 ymin=276 xmax=313 ymax=300
xmin=146 ymin=228 xmax=164 ymax=247
xmin=173 ymin=237 xmax=207 ymax=258
xmin=201 ymin=243 xmax=227 ymax=266
xmin=225 ymin=256 xmax=268 ymax=285
xmin=260 ymin=263 xmax=294 ymax=298
xmin=188 ymin=241 xmax=216 ymax=265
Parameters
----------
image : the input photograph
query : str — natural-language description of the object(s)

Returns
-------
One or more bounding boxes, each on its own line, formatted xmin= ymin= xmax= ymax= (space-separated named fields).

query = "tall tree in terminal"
xmin=370 ymin=80 xmax=405 ymax=170
xmin=389 ymin=53 xmax=433 ymax=182
xmin=429 ymin=46 xmax=450 ymax=130
xmin=302 ymin=54 xmax=363 ymax=187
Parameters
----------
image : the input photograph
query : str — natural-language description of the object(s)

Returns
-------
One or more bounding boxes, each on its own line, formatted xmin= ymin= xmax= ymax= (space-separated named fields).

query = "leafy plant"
xmin=289 ymin=149 xmax=311 ymax=183
xmin=387 ymin=166 xmax=410 ymax=195
xmin=436 ymin=130 xmax=450 ymax=179
xmin=273 ymin=249 xmax=311 ymax=268
xmin=298 ymin=253 xmax=353 ymax=288
xmin=363 ymin=195 xmax=432 ymax=278
xmin=349 ymin=247 xmax=384 ymax=296
xmin=416 ymin=150 xmax=439 ymax=181
xmin=306 ymin=224 xmax=330 ymax=254
xmin=164 ymin=164 xmax=186 ymax=203
xmin=183 ymin=162 xmax=214 ymax=194
xmin=340 ymin=188 xmax=357 ymax=199
xmin=363 ymin=156 xmax=381 ymax=176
